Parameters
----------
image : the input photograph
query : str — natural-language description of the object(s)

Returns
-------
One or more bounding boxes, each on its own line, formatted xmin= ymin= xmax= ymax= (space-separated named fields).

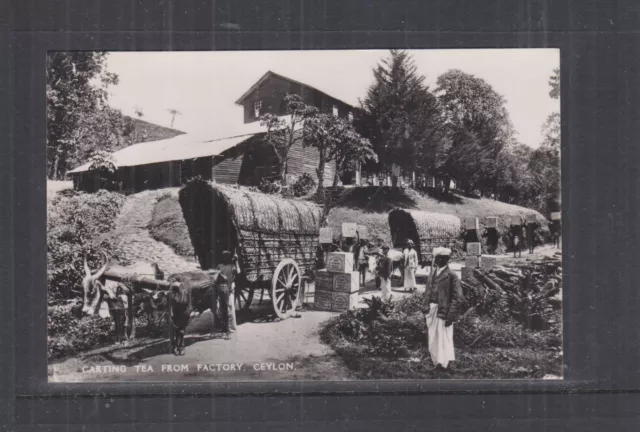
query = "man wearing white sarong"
xmin=423 ymin=247 xmax=464 ymax=369
xmin=377 ymin=245 xmax=393 ymax=301
xmin=403 ymin=240 xmax=418 ymax=292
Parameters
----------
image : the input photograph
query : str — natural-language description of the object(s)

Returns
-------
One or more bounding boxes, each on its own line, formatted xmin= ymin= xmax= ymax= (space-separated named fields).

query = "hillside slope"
xmin=149 ymin=185 xmax=550 ymax=261
xmin=325 ymin=187 xmax=549 ymax=252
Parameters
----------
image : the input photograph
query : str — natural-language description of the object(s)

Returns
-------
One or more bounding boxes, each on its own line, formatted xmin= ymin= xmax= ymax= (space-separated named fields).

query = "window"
xmin=253 ymin=101 xmax=263 ymax=118
xmin=348 ymin=111 xmax=354 ymax=123
xmin=332 ymin=105 xmax=339 ymax=117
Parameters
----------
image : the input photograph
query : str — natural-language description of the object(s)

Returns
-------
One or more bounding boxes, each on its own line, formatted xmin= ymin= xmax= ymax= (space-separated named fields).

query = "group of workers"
xmin=331 ymin=234 xmax=461 ymax=370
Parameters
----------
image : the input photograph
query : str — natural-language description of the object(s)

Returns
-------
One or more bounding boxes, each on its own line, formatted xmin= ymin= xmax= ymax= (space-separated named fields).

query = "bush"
xmin=291 ymin=173 xmax=316 ymax=197
xmin=258 ymin=179 xmax=282 ymax=194
xmin=48 ymin=305 xmax=116 ymax=360
xmin=47 ymin=190 xmax=125 ymax=301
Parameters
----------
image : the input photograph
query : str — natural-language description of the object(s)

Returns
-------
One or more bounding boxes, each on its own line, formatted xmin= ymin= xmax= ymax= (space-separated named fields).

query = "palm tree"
xmin=167 ymin=108 xmax=182 ymax=128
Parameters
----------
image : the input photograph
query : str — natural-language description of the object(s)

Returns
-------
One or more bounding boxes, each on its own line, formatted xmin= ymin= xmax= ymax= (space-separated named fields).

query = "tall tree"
xmin=167 ymin=108 xmax=182 ymax=128
xmin=525 ymin=67 xmax=561 ymax=215
xmin=360 ymin=50 xmax=444 ymax=178
xmin=548 ymin=68 xmax=560 ymax=100
xmin=46 ymin=52 xmax=125 ymax=179
xmin=435 ymin=69 xmax=515 ymax=195
xmin=304 ymin=113 xmax=377 ymax=221
xmin=260 ymin=93 xmax=318 ymax=184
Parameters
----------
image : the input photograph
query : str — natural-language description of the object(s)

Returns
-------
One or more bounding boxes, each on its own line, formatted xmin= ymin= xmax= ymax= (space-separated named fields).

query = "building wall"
xmin=241 ymin=73 xmax=354 ymax=123
xmin=211 ymin=141 xmax=247 ymax=184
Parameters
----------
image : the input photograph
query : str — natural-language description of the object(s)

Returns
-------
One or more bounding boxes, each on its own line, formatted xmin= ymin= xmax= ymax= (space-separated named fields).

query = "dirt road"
xmin=49 ymin=307 xmax=356 ymax=382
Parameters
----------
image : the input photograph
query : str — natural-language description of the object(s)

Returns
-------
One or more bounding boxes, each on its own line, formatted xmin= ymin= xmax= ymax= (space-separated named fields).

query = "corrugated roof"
xmin=235 ymin=70 xmax=361 ymax=108
xmin=67 ymin=115 xmax=298 ymax=174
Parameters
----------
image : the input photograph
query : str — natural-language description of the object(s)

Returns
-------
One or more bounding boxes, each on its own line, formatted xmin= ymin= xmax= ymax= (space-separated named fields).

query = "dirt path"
xmin=49 ymin=308 xmax=354 ymax=382
xmin=113 ymin=189 xmax=200 ymax=274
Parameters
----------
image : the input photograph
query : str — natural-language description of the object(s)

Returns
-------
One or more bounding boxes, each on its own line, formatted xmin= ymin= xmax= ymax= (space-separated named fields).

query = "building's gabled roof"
xmin=67 ymin=115 xmax=300 ymax=174
xmin=235 ymin=70 xmax=360 ymax=108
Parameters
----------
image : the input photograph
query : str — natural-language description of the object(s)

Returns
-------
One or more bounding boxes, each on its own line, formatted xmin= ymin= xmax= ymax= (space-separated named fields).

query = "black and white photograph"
xmin=46 ymin=49 xmax=562 ymax=382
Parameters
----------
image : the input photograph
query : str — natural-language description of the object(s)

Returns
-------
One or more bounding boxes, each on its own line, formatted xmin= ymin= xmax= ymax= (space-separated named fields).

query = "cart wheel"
xmin=271 ymin=258 xmax=301 ymax=319
xmin=234 ymin=279 xmax=254 ymax=311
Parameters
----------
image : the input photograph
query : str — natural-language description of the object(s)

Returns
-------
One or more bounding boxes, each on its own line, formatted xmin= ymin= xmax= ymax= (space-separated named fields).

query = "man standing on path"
xmin=377 ymin=245 xmax=393 ymax=301
xmin=423 ymin=247 xmax=464 ymax=370
xmin=403 ymin=240 xmax=418 ymax=292
xmin=215 ymin=250 xmax=239 ymax=338
xmin=526 ymin=221 xmax=538 ymax=254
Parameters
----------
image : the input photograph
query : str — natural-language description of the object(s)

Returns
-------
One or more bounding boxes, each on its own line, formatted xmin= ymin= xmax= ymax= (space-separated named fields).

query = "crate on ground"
xmin=332 ymin=271 xmax=360 ymax=293
xmin=464 ymin=256 xmax=481 ymax=268
xmin=466 ymin=242 xmax=482 ymax=256
xmin=480 ymin=255 xmax=497 ymax=269
xmin=485 ymin=216 xmax=498 ymax=229
xmin=510 ymin=215 xmax=523 ymax=226
xmin=314 ymin=269 xmax=334 ymax=292
xmin=341 ymin=223 xmax=357 ymax=238
xmin=319 ymin=227 xmax=333 ymax=244
xmin=332 ymin=291 xmax=360 ymax=312
xmin=464 ymin=217 xmax=479 ymax=231
xmin=357 ymin=225 xmax=368 ymax=240
xmin=314 ymin=290 xmax=333 ymax=311
xmin=461 ymin=266 xmax=474 ymax=282
xmin=326 ymin=252 xmax=354 ymax=273
xmin=551 ymin=212 xmax=561 ymax=221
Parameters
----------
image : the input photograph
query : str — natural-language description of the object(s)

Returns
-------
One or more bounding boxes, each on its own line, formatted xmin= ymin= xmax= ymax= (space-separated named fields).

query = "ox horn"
xmin=83 ymin=255 xmax=91 ymax=278
xmin=92 ymin=250 xmax=109 ymax=280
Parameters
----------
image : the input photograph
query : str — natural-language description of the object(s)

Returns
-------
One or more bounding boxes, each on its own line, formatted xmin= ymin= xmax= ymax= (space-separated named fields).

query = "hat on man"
xmin=406 ymin=239 xmax=415 ymax=247
xmin=432 ymin=247 xmax=452 ymax=257
xmin=381 ymin=244 xmax=390 ymax=251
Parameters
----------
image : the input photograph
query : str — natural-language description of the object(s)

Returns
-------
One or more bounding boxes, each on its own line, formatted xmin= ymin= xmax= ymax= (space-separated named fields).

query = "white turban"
xmin=432 ymin=247 xmax=452 ymax=257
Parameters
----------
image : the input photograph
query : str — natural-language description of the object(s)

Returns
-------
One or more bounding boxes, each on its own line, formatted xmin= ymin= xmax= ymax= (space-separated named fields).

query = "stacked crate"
xmin=314 ymin=252 xmax=360 ymax=312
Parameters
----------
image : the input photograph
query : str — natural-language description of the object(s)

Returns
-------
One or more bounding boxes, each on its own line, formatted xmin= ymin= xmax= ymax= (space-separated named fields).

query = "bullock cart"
xmin=388 ymin=209 xmax=462 ymax=263
xmin=179 ymin=180 xmax=322 ymax=319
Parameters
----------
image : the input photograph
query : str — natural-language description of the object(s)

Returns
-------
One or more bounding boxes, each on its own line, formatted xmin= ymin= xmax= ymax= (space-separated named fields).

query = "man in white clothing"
xmin=423 ymin=247 xmax=464 ymax=370
xmin=403 ymin=239 xmax=418 ymax=292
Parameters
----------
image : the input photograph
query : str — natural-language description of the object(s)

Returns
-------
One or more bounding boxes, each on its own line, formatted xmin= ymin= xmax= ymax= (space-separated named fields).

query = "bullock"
xmin=148 ymin=270 xmax=226 ymax=356
xmin=81 ymin=252 xmax=164 ymax=344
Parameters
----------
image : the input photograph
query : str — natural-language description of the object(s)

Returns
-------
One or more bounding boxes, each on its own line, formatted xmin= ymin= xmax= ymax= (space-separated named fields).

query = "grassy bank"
xmin=148 ymin=191 xmax=195 ymax=258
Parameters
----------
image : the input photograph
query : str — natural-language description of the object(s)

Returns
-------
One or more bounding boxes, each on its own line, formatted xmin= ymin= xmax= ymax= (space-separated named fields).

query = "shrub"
xmin=291 ymin=173 xmax=316 ymax=197
xmin=258 ymin=179 xmax=282 ymax=194
xmin=48 ymin=305 xmax=116 ymax=360
xmin=47 ymin=190 xmax=125 ymax=301
xmin=369 ymin=319 xmax=411 ymax=358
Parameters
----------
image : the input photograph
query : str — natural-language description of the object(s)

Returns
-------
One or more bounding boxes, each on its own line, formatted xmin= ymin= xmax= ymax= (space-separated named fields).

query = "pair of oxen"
xmin=80 ymin=252 xmax=226 ymax=356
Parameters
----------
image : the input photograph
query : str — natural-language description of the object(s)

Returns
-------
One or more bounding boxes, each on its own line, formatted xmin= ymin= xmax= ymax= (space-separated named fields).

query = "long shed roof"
xmin=67 ymin=116 xmax=298 ymax=174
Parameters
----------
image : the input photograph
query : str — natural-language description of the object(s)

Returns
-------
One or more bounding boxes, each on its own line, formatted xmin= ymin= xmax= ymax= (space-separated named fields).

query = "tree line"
xmin=260 ymin=51 xmax=560 ymax=216
xmin=357 ymin=50 xmax=560 ymax=215
xmin=47 ymin=51 xmax=559 ymax=216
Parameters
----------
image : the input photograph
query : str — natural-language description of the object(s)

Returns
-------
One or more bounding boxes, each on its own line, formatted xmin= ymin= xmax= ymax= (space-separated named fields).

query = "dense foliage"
xmin=48 ymin=304 xmax=116 ymax=360
xmin=291 ymin=172 xmax=317 ymax=197
xmin=47 ymin=190 xmax=125 ymax=301
xmin=357 ymin=50 xmax=560 ymax=216
xmin=359 ymin=50 xmax=445 ymax=178
xmin=47 ymin=52 xmax=133 ymax=179
xmin=325 ymin=259 xmax=562 ymax=378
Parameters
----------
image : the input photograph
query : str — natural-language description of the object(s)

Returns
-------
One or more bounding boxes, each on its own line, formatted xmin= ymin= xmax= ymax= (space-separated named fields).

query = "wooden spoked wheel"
xmin=234 ymin=277 xmax=254 ymax=311
xmin=271 ymin=258 xmax=301 ymax=319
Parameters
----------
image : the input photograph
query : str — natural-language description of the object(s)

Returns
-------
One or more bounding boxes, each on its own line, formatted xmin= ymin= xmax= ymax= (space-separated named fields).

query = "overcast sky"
xmin=104 ymin=49 xmax=559 ymax=149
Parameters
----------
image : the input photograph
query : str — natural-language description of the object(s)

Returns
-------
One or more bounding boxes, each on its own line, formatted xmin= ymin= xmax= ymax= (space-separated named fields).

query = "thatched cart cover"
xmin=179 ymin=180 xmax=321 ymax=282
xmin=388 ymin=209 xmax=462 ymax=260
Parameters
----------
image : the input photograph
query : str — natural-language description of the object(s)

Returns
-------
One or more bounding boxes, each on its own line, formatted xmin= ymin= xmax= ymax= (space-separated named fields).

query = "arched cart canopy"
xmin=388 ymin=209 xmax=462 ymax=261
xmin=179 ymin=180 xmax=321 ymax=282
